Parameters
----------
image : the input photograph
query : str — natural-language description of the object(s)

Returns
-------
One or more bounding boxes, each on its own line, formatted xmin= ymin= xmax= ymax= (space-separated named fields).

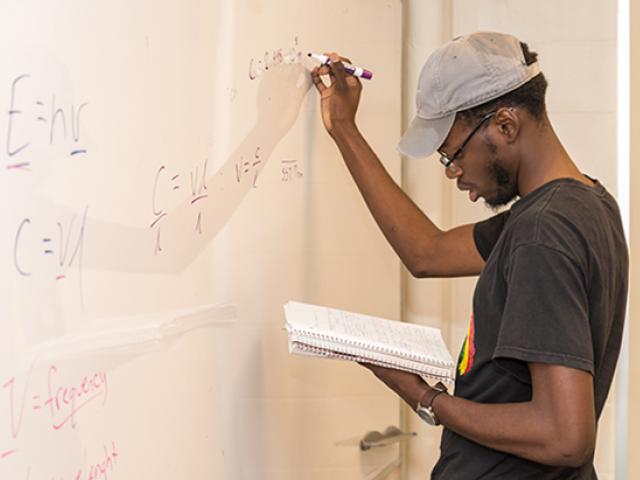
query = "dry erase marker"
xmin=308 ymin=53 xmax=373 ymax=80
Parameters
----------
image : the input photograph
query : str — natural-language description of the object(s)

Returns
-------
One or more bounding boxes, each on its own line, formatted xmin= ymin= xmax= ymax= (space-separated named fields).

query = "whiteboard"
xmin=0 ymin=1 xmax=402 ymax=479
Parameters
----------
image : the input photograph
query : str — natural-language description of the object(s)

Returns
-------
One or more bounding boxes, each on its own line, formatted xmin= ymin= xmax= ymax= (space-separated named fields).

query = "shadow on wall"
xmin=84 ymin=62 xmax=313 ymax=274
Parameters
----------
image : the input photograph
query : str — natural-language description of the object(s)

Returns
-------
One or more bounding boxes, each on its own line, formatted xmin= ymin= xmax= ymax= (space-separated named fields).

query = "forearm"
xmin=393 ymin=380 xmax=589 ymax=467
xmin=434 ymin=394 xmax=568 ymax=466
xmin=330 ymin=123 xmax=442 ymax=275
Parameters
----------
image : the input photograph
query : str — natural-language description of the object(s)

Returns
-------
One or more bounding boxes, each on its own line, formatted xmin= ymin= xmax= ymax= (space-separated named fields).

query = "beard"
xmin=483 ymin=142 xmax=518 ymax=208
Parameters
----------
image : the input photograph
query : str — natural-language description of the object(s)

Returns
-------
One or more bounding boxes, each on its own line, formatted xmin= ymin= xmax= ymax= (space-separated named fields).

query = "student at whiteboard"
xmin=311 ymin=32 xmax=628 ymax=479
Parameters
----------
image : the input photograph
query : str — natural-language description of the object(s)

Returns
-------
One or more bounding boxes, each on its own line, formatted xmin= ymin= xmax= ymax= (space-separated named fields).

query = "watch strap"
xmin=416 ymin=382 xmax=448 ymax=426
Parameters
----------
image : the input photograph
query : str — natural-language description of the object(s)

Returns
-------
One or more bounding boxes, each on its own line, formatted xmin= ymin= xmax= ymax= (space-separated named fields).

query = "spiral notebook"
xmin=284 ymin=301 xmax=455 ymax=383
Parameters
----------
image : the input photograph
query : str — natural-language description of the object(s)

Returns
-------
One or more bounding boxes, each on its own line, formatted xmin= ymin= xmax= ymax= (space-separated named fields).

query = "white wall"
xmin=400 ymin=1 xmax=453 ymax=477
xmin=628 ymin=0 xmax=639 ymax=477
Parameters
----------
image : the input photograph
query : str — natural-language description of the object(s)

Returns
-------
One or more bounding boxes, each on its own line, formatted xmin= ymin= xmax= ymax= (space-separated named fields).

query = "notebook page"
xmin=285 ymin=301 xmax=453 ymax=368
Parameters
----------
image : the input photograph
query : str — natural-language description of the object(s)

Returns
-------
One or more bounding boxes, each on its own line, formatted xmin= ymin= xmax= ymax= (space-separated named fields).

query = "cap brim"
xmin=397 ymin=113 xmax=456 ymax=159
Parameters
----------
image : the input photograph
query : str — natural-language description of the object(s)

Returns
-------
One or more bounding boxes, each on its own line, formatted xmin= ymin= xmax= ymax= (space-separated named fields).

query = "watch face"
xmin=417 ymin=407 xmax=437 ymax=426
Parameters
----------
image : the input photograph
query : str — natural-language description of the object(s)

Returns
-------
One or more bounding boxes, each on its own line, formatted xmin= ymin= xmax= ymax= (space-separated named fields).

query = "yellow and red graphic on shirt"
xmin=458 ymin=313 xmax=476 ymax=376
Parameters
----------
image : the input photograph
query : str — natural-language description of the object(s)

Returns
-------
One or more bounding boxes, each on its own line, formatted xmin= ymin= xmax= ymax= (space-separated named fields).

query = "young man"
xmin=311 ymin=32 xmax=628 ymax=478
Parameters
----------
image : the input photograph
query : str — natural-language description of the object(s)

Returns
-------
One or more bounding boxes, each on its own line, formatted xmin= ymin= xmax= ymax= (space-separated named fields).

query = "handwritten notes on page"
xmin=284 ymin=301 xmax=455 ymax=383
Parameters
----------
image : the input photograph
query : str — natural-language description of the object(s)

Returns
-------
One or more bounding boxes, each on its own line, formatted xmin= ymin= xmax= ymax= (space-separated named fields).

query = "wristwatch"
xmin=416 ymin=382 xmax=448 ymax=426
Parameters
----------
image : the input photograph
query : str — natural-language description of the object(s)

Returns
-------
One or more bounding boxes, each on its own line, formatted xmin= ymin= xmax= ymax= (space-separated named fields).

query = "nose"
xmin=444 ymin=163 xmax=462 ymax=180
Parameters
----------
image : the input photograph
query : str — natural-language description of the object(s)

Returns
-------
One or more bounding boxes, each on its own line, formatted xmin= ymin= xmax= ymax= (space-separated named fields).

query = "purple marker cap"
xmin=358 ymin=69 xmax=373 ymax=80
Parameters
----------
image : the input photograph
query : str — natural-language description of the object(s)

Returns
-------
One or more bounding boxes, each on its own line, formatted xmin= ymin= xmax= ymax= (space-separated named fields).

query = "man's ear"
xmin=495 ymin=107 xmax=520 ymax=144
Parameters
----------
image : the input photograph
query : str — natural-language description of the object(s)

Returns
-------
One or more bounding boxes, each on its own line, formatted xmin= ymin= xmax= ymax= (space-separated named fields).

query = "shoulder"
xmin=473 ymin=211 xmax=510 ymax=261
xmin=507 ymin=179 xmax=617 ymax=258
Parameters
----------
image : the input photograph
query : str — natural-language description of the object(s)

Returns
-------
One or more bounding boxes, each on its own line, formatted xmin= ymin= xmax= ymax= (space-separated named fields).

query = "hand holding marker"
xmin=308 ymin=53 xmax=373 ymax=80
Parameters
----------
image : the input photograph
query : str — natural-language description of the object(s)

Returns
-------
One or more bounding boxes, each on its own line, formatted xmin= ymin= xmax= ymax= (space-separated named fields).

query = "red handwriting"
xmin=76 ymin=441 xmax=119 ymax=480
xmin=0 ymin=448 xmax=17 ymax=460
xmin=2 ymin=363 xmax=109 ymax=448
xmin=23 ymin=441 xmax=119 ymax=480
xmin=44 ymin=365 xmax=108 ymax=430
xmin=2 ymin=361 xmax=36 ymax=439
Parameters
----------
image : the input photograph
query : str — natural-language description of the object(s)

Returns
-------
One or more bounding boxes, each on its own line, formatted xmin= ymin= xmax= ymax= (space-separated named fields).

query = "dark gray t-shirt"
xmin=431 ymin=178 xmax=628 ymax=479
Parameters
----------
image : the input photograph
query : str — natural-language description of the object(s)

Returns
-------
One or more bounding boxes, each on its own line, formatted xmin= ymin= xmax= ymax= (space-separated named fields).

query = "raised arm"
xmin=312 ymin=55 xmax=483 ymax=278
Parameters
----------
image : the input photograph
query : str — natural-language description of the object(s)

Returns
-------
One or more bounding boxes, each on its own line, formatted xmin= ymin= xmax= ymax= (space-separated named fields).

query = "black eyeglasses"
xmin=439 ymin=112 xmax=497 ymax=168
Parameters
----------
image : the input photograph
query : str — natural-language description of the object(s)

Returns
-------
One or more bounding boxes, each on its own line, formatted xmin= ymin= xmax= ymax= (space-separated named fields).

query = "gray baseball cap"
xmin=397 ymin=32 xmax=541 ymax=159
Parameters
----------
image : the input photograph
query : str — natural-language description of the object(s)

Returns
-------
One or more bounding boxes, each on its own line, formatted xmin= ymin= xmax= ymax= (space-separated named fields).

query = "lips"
xmin=457 ymin=182 xmax=479 ymax=202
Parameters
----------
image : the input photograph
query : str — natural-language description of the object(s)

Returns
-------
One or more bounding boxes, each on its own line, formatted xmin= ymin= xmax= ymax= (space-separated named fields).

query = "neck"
xmin=516 ymin=117 xmax=593 ymax=197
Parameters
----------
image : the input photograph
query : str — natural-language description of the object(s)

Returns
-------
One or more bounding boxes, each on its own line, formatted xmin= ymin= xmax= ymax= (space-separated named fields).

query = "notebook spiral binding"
xmin=286 ymin=324 xmax=453 ymax=369
xmin=292 ymin=341 xmax=453 ymax=381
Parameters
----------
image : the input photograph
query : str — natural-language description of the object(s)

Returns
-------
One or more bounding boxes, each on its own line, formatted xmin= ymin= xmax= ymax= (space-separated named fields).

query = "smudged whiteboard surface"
xmin=0 ymin=1 xmax=402 ymax=478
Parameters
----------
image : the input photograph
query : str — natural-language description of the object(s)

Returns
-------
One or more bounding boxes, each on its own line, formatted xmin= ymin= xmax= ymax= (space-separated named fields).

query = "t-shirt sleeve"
xmin=473 ymin=211 xmax=510 ymax=261
xmin=493 ymin=243 xmax=594 ymax=374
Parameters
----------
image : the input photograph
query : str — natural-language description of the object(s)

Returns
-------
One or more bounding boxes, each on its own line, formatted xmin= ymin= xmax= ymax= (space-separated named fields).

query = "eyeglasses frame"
xmin=438 ymin=111 xmax=497 ymax=169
